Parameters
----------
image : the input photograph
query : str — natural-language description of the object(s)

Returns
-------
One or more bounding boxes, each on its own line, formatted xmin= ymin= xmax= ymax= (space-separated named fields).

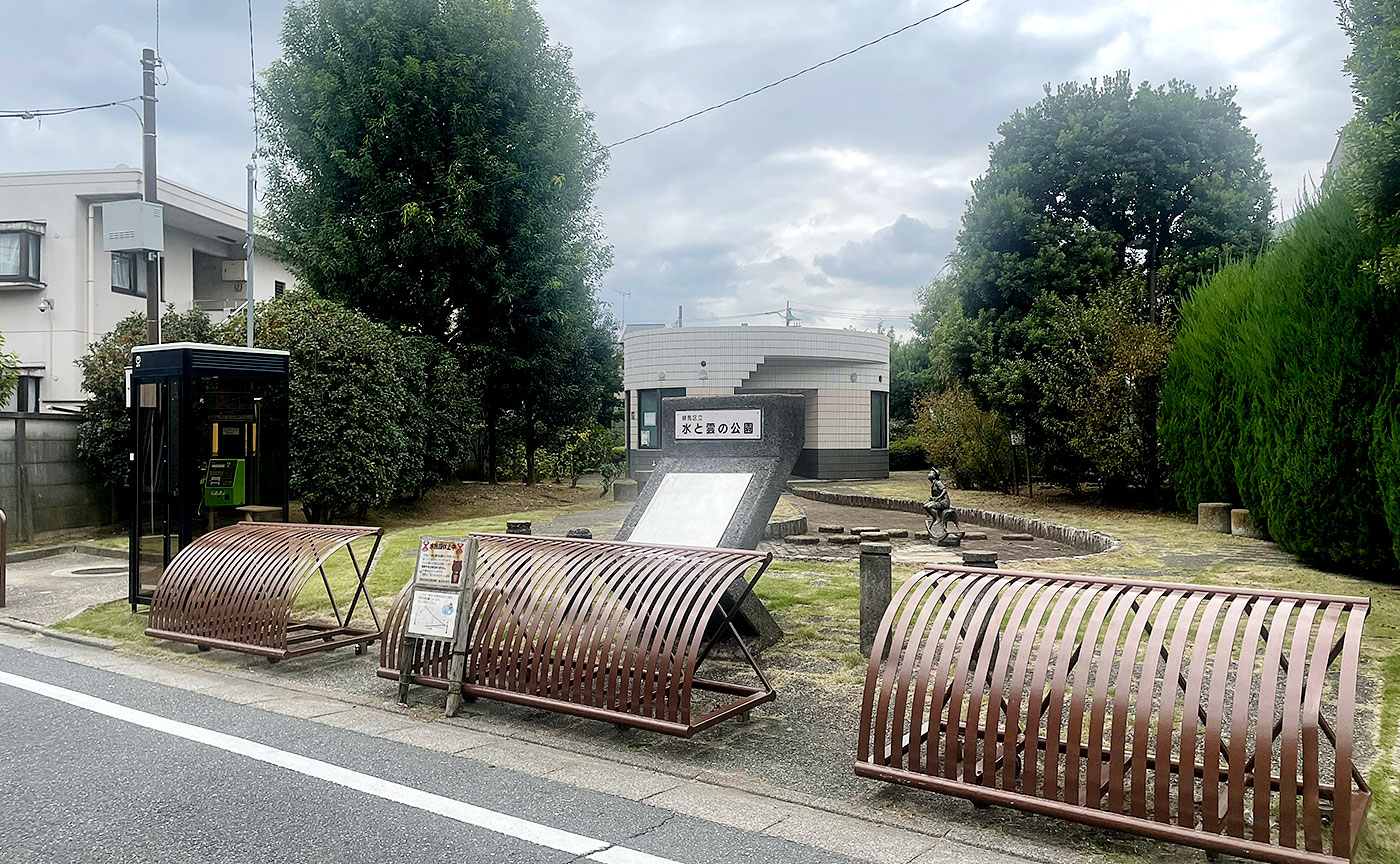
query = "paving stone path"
xmin=760 ymin=494 xmax=1083 ymax=564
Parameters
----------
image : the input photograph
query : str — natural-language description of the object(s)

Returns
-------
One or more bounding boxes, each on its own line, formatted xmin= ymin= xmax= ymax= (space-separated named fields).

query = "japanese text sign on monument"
xmin=674 ymin=408 xmax=762 ymax=441
xmin=406 ymin=536 xmax=475 ymax=642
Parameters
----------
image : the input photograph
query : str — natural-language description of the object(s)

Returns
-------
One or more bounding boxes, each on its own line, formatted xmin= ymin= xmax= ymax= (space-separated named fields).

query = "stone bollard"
xmin=859 ymin=541 xmax=893 ymax=656
xmin=506 ymin=520 xmax=531 ymax=535
xmin=963 ymin=550 xmax=998 ymax=568
xmin=1231 ymin=509 xmax=1264 ymax=539
xmin=1198 ymin=502 xmax=1233 ymax=533
xmin=565 ymin=527 xmax=592 ymax=539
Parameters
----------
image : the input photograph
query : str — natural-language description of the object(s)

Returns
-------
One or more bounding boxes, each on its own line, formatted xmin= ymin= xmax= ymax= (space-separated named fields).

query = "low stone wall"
xmin=786 ymin=487 xmax=1117 ymax=554
xmin=764 ymin=498 xmax=808 ymax=540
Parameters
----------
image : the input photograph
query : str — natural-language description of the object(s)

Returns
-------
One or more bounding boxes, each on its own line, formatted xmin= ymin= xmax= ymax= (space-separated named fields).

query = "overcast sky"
xmin=1 ymin=0 xmax=1355 ymax=331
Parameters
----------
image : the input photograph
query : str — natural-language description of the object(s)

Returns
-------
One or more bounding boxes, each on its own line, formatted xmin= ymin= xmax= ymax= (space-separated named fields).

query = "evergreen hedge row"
xmin=1162 ymin=190 xmax=1400 ymax=574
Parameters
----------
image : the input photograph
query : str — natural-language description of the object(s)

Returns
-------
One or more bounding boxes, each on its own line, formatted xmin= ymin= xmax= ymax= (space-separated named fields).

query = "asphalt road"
xmin=0 ymin=643 xmax=867 ymax=864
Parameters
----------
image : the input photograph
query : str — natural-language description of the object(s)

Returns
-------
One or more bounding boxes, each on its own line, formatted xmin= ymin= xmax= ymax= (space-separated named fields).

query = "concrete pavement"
xmin=0 ymin=629 xmax=1061 ymax=864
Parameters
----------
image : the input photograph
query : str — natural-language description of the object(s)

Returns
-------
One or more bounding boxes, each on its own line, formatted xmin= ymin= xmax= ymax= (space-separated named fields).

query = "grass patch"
xmin=51 ymin=600 xmax=152 ymax=644
xmin=52 ymin=500 xmax=608 ymax=644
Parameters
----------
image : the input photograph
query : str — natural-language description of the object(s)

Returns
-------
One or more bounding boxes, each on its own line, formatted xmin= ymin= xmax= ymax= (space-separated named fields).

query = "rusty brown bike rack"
xmin=856 ymin=565 xmax=1370 ymax=864
xmin=379 ymin=533 xmax=775 ymax=736
xmin=146 ymin=522 xmax=384 ymax=661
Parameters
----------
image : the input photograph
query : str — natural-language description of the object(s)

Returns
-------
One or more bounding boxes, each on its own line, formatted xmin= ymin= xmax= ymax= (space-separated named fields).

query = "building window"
xmin=274 ymin=280 xmax=286 ymax=297
xmin=111 ymin=253 xmax=163 ymax=299
xmin=2 ymin=375 xmax=41 ymax=413
xmin=112 ymin=251 xmax=141 ymax=296
xmin=871 ymin=391 xmax=888 ymax=449
xmin=0 ymin=222 xmax=43 ymax=284
xmin=636 ymin=387 xmax=685 ymax=449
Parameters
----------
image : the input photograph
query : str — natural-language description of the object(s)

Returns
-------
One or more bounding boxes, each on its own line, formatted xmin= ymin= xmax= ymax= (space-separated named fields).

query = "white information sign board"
xmin=674 ymin=409 xmax=762 ymax=441
xmin=629 ymin=472 xmax=753 ymax=547
xmin=405 ymin=536 xmax=474 ymax=641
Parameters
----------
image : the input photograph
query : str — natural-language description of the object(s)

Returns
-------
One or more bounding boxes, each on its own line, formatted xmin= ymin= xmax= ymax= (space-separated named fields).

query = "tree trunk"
xmin=1146 ymin=221 xmax=1159 ymax=326
xmin=524 ymin=412 xmax=537 ymax=486
xmin=484 ymin=407 xmax=498 ymax=484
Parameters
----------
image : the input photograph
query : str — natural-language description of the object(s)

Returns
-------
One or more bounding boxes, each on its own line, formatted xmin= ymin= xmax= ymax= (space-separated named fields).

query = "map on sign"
xmin=629 ymin=472 xmax=753 ymax=547
xmin=407 ymin=587 xmax=461 ymax=640
xmin=674 ymin=409 xmax=762 ymax=441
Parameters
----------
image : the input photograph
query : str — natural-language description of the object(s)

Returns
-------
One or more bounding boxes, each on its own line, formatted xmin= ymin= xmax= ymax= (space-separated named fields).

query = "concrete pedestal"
xmin=1198 ymin=502 xmax=1233 ymax=533
xmin=859 ymin=541 xmax=892 ymax=656
xmin=612 ymin=480 xmax=639 ymax=503
xmin=1231 ymin=508 xmax=1264 ymax=539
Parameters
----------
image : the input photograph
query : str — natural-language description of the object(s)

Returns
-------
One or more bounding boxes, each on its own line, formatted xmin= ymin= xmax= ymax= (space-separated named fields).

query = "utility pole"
xmin=141 ymin=48 xmax=160 ymax=344
xmin=782 ymin=300 xmax=799 ymax=327
xmin=676 ymin=305 xmax=682 ymax=328
xmin=246 ymin=163 xmax=255 ymax=347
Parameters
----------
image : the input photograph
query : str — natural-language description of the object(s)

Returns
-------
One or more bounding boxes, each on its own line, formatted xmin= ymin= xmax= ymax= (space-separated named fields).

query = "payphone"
xmin=203 ymin=459 xmax=246 ymax=508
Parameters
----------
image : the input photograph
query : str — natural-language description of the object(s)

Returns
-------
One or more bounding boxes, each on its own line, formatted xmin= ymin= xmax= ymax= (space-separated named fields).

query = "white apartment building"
xmin=0 ymin=169 xmax=297 ymax=411
xmin=622 ymin=325 xmax=891 ymax=479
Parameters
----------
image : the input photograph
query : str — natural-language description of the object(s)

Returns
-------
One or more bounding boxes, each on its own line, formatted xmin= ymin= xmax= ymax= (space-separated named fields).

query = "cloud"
xmin=1 ymin=0 xmax=1358 ymax=337
xmin=814 ymin=215 xmax=945 ymax=287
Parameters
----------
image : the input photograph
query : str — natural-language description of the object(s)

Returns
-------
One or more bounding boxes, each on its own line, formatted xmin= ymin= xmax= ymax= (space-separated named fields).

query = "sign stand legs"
xmin=397 ymin=635 xmax=417 ymax=706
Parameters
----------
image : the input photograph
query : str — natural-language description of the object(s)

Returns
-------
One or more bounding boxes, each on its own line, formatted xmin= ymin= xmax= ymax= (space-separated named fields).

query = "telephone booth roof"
xmin=131 ymin=342 xmax=290 ymax=381
xmin=132 ymin=341 xmax=291 ymax=378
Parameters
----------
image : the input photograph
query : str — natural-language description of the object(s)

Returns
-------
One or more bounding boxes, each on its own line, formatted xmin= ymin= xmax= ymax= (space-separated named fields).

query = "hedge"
xmin=1161 ymin=190 xmax=1400 ymax=573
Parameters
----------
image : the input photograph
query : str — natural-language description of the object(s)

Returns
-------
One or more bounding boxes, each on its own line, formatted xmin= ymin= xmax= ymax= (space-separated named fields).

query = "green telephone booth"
xmin=128 ymin=343 xmax=290 ymax=609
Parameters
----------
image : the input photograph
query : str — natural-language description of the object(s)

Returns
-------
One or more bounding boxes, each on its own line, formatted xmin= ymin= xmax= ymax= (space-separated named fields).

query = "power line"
xmin=355 ymin=0 xmax=975 ymax=221
xmin=604 ymin=0 xmax=975 ymax=150
xmin=0 ymin=96 xmax=142 ymax=120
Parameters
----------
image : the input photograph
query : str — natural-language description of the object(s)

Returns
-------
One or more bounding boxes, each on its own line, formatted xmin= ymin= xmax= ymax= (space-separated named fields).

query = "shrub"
xmin=556 ymin=425 xmax=619 ymax=487
xmin=889 ymin=437 xmax=931 ymax=471
xmin=221 ymin=293 xmax=410 ymax=523
xmin=1162 ymin=190 xmax=1399 ymax=573
xmin=0 ymin=329 xmax=19 ymax=407
xmin=77 ymin=307 xmax=218 ymax=492
xmin=913 ymin=386 xmax=1012 ymax=490
xmin=394 ymin=336 xmax=483 ymax=498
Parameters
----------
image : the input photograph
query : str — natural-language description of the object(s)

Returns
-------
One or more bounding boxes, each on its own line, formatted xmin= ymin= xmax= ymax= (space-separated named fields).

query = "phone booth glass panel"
xmin=129 ymin=343 xmax=290 ymax=607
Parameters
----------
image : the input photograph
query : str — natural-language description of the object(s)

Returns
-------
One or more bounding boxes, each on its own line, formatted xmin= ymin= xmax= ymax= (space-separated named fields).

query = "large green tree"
xmin=948 ymin=72 xmax=1272 ymax=323
xmin=1339 ymin=0 xmax=1400 ymax=290
xmin=259 ymin=0 xmax=613 ymax=480
xmin=926 ymin=72 xmax=1273 ymax=493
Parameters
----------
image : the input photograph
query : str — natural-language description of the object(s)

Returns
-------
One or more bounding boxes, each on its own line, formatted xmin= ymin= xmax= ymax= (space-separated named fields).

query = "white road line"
xmin=0 ymin=669 xmax=682 ymax=864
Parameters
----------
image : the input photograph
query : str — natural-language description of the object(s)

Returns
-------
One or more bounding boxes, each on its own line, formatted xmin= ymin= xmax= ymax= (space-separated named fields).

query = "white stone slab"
xmin=628 ymin=472 xmax=753 ymax=547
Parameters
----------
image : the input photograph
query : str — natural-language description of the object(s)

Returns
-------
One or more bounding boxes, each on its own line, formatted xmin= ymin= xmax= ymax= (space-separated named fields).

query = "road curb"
xmin=0 ymin=617 xmax=121 ymax=651
xmin=0 ymin=628 xmax=1090 ymax=864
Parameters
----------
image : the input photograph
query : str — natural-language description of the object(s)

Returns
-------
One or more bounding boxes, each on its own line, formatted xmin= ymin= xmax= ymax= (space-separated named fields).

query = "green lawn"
xmin=46 ymin=475 xmax=1400 ymax=861
xmin=52 ymin=501 xmax=610 ymax=646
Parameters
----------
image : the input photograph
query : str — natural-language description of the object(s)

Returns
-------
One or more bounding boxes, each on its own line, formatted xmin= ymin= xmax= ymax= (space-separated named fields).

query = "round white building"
xmin=622 ymin=325 xmax=891 ymax=480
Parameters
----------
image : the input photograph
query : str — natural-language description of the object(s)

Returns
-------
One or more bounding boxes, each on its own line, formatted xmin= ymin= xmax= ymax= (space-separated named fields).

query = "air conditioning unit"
xmin=102 ymin=200 xmax=164 ymax=252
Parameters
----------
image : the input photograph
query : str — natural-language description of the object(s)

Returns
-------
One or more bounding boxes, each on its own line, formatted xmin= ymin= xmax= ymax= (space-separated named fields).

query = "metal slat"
xmin=856 ymin=567 xmax=1371 ymax=864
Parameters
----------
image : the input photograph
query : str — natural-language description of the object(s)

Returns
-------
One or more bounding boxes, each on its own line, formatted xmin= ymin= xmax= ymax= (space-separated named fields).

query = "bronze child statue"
xmin=923 ymin=468 xmax=963 ymax=546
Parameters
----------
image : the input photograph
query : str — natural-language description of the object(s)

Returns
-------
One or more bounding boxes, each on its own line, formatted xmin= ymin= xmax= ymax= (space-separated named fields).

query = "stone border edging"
xmin=786 ymin=488 xmax=1118 ymax=555
xmin=764 ymin=498 xmax=808 ymax=540
xmin=5 ymin=544 xmax=127 ymax=564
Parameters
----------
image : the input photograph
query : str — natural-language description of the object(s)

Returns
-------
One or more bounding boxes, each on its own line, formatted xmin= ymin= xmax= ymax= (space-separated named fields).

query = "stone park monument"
xmin=615 ymin=393 xmax=804 ymax=651
xmin=923 ymin=468 xmax=964 ymax=547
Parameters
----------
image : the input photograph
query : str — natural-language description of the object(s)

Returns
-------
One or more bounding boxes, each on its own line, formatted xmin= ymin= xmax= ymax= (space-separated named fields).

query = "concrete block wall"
xmin=0 ymin=413 xmax=109 ymax=540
